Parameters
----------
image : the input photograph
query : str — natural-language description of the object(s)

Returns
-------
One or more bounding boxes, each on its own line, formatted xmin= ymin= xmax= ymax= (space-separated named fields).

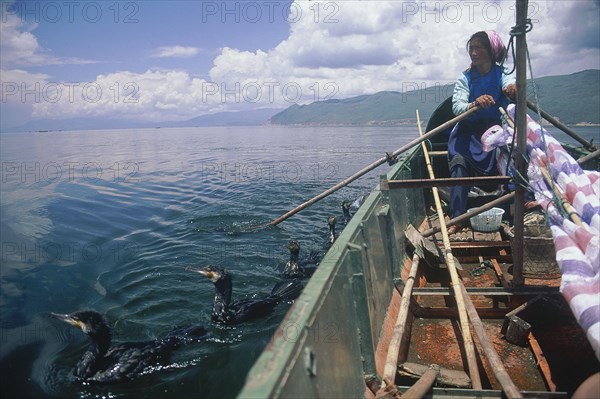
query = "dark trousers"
xmin=450 ymin=161 xmax=471 ymax=218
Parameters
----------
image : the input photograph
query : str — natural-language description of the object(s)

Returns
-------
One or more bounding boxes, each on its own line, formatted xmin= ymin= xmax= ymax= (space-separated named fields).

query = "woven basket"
xmin=522 ymin=236 xmax=560 ymax=276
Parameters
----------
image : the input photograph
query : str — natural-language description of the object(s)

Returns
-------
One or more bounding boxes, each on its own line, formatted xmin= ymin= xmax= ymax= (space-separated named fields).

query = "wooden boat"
xmin=237 ymin=4 xmax=600 ymax=398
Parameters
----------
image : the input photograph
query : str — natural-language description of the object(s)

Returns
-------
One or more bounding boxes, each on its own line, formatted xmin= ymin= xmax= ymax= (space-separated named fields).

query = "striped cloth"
xmin=482 ymin=104 xmax=600 ymax=360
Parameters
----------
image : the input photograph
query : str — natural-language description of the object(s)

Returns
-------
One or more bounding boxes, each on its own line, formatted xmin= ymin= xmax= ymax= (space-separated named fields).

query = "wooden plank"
xmin=395 ymin=387 xmax=567 ymax=398
xmin=398 ymin=362 xmax=471 ymax=389
xmin=412 ymin=287 xmax=559 ymax=296
xmin=491 ymin=259 xmax=510 ymax=289
xmin=412 ymin=306 xmax=509 ymax=319
xmin=387 ymin=176 xmax=511 ymax=189
xmin=528 ymin=332 xmax=557 ymax=391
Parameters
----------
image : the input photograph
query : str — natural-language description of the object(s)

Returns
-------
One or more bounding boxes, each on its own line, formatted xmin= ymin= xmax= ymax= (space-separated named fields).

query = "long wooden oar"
xmin=268 ymin=106 xmax=481 ymax=226
xmin=527 ymin=100 xmax=597 ymax=151
xmin=418 ymin=109 xmax=523 ymax=398
xmin=415 ymin=109 xmax=482 ymax=390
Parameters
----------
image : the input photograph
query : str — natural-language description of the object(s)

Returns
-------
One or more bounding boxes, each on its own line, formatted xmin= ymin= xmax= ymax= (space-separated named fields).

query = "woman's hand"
xmin=474 ymin=94 xmax=495 ymax=109
xmin=503 ymin=83 xmax=517 ymax=100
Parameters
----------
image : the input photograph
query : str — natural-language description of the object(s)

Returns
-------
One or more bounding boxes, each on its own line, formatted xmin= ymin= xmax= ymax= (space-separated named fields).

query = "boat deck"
xmin=379 ymin=212 xmax=599 ymax=396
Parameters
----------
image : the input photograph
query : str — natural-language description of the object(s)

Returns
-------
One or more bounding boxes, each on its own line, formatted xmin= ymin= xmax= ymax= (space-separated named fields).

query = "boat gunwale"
xmin=238 ymin=154 xmax=414 ymax=397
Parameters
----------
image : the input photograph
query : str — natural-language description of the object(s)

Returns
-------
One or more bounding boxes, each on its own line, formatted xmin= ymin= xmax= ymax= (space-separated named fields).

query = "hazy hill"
xmin=4 ymin=108 xmax=283 ymax=133
xmin=4 ymin=70 xmax=597 ymax=133
xmin=269 ymin=70 xmax=600 ymax=125
xmin=164 ymin=108 xmax=282 ymax=127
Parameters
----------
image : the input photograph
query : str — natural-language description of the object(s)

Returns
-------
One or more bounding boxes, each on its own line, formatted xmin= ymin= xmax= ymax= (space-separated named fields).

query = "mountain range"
xmin=269 ymin=70 xmax=600 ymax=126
xmin=4 ymin=70 xmax=598 ymax=132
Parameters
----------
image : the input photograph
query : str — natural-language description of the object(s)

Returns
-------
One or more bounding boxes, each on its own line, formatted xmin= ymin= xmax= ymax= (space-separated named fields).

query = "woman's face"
xmin=469 ymin=38 xmax=491 ymax=68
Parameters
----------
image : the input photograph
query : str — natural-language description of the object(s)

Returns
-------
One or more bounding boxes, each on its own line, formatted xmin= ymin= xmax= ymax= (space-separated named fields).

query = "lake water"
xmin=1 ymin=124 xmax=598 ymax=398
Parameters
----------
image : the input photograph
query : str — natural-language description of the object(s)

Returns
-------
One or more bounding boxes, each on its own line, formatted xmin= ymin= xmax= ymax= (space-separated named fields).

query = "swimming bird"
xmin=190 ymin=265 xmax=303 ymax=326
xmin=50 ymin=310 xmax=207 ymax=383
xmin=342 ymin=201 xmax=352 ymax=225
xmin=284 ymin=239 xmax=320 ymax=279
xmin=341 ymin=196 xmax=366 ymax=226
xmin=327 ymin=216 xmax=338 ymax=247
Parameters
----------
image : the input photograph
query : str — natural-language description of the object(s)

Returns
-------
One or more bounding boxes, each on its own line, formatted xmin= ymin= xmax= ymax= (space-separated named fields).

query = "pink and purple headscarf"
xmin=486 ymin=30 xmax=506 ymax=63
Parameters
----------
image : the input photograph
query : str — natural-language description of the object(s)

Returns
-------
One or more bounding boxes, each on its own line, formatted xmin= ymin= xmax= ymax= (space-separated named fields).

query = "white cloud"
xmin=2 ymin=0 xmax=598 ymax=127
xmin=0 ymin=15 xmax=45 ymax=68
xmin=150 ymin=46 xmax=200 ymax=58
xmin=0 ymin=13 xmax=96 ymax=68
xmin=27 ymin=69 xmax=281 ymax=121
xmin=208 ymin=0 xmax=600 ymax=102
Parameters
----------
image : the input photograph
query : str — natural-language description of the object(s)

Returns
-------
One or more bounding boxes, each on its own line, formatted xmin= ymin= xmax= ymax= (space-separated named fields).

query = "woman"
xmin=447 ymin=30 xmax=516 ymax=234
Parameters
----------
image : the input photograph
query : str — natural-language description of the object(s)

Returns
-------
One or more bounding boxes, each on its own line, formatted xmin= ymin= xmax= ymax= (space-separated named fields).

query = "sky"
xmin=1 ymin=0 xmax=599 ymax=130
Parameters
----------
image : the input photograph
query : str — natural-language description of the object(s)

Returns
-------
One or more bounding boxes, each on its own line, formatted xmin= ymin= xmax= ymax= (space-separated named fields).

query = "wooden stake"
xmin=512 ymin=0 xmax=529 ymax=287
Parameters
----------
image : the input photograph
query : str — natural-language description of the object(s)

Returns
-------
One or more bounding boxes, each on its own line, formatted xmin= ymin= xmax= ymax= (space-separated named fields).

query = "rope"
xmin=500 ymin=20 xmax=534 ymax=182
xmin=502 ymin=19 xmax=533 ymax=75
xmin=499 ymin=19 xmax=570 ymax=220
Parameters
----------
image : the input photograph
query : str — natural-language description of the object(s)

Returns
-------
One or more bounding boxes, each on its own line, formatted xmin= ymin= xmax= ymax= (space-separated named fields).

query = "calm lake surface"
xmin=1 ymin=124 xmax=598 ymax=398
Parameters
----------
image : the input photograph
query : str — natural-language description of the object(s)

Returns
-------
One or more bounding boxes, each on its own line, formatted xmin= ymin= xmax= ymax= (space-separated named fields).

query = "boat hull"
xmin=238 ymin=97 xmax=600 ymax=397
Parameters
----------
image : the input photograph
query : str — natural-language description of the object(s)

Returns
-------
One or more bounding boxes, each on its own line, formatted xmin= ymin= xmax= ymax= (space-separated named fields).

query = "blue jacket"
xmin=449 ymin=65 xmax=514 ymax=174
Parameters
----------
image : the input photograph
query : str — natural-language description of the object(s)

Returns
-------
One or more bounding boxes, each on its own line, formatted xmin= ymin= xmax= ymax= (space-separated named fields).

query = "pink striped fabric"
xmin=482 ymin=104 xmax=600 ymax=360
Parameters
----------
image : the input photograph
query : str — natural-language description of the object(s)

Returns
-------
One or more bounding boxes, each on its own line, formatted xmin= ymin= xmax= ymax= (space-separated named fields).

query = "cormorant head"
xmin=188 ymin=265 xmax=233 ymax=309
xmin=328 ymin=216 xmax=337 ymax=228
xmin=188 ymin=265 xmax=229 ymax=284
xmin=285 ymin=240 xmax=300 ymax=256
xmin=342 ymin=200 xmax=351 ymax=211
xmin=50 ymin=310 xmax=112 ymax=350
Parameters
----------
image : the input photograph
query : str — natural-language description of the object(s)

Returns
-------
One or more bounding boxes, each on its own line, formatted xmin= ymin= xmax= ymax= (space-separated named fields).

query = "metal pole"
xmin=512 ymin=0 xmax=529 ymax=286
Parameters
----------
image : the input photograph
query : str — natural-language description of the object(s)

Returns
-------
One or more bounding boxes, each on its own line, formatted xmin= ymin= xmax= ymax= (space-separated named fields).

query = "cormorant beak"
xmin=50 ymin=312 xmax=82 ymax=329
xmin=186 ymin=266 xmax=213 ymax=279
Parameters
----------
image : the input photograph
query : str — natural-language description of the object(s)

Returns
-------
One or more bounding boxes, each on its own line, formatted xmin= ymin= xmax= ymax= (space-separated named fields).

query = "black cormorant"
xmin=341 ymin=196 xmax=365 ymax=226
xmin=189 ymin=265 xmax=303 ymax=325
xmin=326 ymin=216 xmax=338 ymax=248
xmin=50 ymin=310 xmax=207 ymax=383
xmin=283 ymin=239 xmax=320 ymax=279
xmin=342 ymin=201 xmax=352 ymax=225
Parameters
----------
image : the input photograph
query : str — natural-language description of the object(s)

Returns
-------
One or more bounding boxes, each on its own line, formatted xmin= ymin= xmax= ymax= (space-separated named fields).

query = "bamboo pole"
xmin=578 ymin=148 xmax=600 ymax=165
xmin=512 ymin=0 xmax=529 ymax=287
xmin=422 ymin=192 xmax=515 ymax=238
xmin=382 ymin=254 xmax=421 ymax=387
xmin=458 ymin=284 xmax=523 ymax=398
xmin=268 ymin=106 xmax=481 ymax=226
xmin=399 ymin=365 xmax=440 ymax=399
xmin=417 ymin=109 xmax=523 ymax=398
xmin=527 ymin=100 xmax=597 ymax=151
xmin=416 ymin=109 xmax=482 ymax=390
xmin=539 ymin=166 xmax=583 ymax=226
